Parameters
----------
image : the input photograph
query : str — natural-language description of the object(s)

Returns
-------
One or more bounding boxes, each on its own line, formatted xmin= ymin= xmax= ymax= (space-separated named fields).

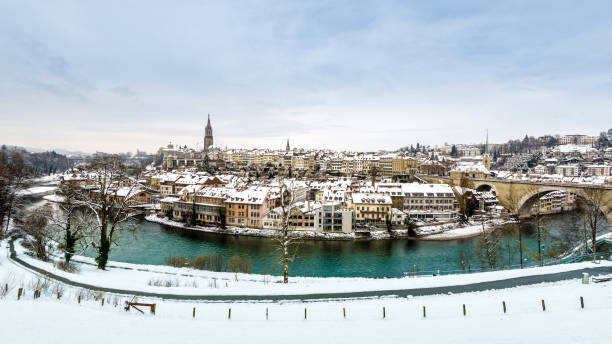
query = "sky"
xmin=1 ymin=1 xmax=611 ymax=154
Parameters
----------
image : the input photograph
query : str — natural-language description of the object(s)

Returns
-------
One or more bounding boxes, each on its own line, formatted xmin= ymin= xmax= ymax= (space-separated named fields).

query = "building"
xmin=350 ymin=193 xmax=392 ymax=226
xmin=555 ymin=165 xmax=580 ymax=177
xmin=314 ymin=203 xmax=353 ymax=233
xmin=529 ymin=191 xmax=576 ymax=216
xmin=204 ymin=114 xmax=214 ymax=152
xmin=401 ymin=183 xmax=457 ymax=221
xmin=225 ymin=187 xmax=270 ymax=228
xmin=586 ymin=165 xmax=612 ymax=177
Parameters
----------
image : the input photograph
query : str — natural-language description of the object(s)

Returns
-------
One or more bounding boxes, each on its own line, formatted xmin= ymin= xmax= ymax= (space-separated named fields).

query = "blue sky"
xmin=1 ymin=1 xmax=611 ymax=153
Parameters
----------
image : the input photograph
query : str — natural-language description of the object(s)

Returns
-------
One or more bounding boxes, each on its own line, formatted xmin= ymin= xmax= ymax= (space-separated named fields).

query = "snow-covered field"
xmin=2 ymin=238 xmax=611 ymax=343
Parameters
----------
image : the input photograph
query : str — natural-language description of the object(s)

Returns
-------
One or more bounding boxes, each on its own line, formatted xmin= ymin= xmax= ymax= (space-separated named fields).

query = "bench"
xmin=124 ymin=301 xmax=156 ymax=315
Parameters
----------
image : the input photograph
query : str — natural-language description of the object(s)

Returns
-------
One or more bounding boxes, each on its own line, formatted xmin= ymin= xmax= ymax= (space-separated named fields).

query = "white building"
xmin=555 ymin=165 xmax=580 ymax=177
xmin=401 ymin=183 xmax=457 ymax=221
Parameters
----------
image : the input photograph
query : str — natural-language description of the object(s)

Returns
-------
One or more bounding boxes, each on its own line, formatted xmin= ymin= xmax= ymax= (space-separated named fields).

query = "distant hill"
xmin=2 ymin=145 xmax=89 ymax=158
xmin=1 ymin=145 xmax=71 ymax=176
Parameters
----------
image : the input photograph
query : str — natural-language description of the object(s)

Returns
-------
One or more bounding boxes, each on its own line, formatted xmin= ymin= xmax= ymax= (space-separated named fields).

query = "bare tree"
xmin=501 ymin=184 xmax=535 ymax=269
xmin=275 ymin=180 xmax=301 ymax=284
xmin=79 ymin=156 xmax=139 ymax=270
xmin=581 ymin=188 xmax=611 ymax=262
xmin=474 ymin=219 xmax=502 ymax=269
xmin=17 ymin=205 xmax=52 ymax=261
xmin=45 ymin=183 xmax=96 ymax=266
xmin=0 ymin=149 xmax=31 ymax=238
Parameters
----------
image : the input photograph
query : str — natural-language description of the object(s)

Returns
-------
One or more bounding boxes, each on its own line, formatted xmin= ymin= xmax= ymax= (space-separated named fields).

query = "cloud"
xmin=109 ymin=85 xmax=136 ymax=97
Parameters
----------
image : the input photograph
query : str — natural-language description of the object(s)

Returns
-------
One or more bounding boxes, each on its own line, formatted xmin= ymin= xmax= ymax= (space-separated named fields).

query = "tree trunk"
xmin=591 ymin=218 xmax=597 ymax=262
xmin=282 ymin=231 xmax=289 ymax=284
xmin=517 ymin=217 xmax=523 ymax=268
xmin=97 ymin=225 xmax=110 ymax=270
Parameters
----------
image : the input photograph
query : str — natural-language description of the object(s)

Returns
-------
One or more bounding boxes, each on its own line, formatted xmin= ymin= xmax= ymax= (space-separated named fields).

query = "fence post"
xmin=18 ymin=288 xmax=22 ymax=300
xmin=502 ymin=301 xmax=506 ymax=314
xmin=462 ymin=304 xmax=466 ymax=316
xmin=423 ymin=306 xmax=426 ymax=318
xmin=151 ymin=304 xmax=156 ymax=315
xmin=541 ymin=300 xmax=546 ymax=311
xmin=304 ymin=308 xmax=307 ymax=320
xmin=343 ymin=307 xmax=346 ymax=319
xmin=266 ymin=307 xmax=269 ymax=320
xmin=383 ymin=307 xmax=386 ymax=319
xmin=101 ymin=298 xmax=105 ymax=307
xmin=57 ymin=292 xmax=61 ymax=299
xmin=228 ymin=308 xmax=231 ymax=320
xmin=78 ymin=295 xmax=81 ymax=304
xmin=580 ymin=296 xmax=584 ymax=309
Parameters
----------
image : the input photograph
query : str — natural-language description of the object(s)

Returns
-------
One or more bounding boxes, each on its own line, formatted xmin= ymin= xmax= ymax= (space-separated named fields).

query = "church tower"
xmin=286 ymin=138 xmax=290 ymax=152
xmin=483 ymin=130 xmax=491 ymax=170
xmin=204 ymin=114 xmax=213 ymax=152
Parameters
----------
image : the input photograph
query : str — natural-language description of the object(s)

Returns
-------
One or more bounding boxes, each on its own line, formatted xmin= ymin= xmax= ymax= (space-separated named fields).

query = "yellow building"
xmin=350 ymin=193 xmax=392 ymax=225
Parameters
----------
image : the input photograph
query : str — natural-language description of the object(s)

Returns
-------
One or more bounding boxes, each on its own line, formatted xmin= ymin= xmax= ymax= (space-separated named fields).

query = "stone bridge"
xmin=420 ymin=175 xmax=612 ymax=226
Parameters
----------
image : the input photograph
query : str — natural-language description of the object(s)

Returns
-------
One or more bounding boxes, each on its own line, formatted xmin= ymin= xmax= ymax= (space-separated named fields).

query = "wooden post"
xmin=57 ymin=292 xmax=61 ymax=299
xmin=580 ymin=296 xmax=584 ymax=309
xmin=383 ymin=307 xmax=386 ymax=319
xmin=4 ymin=283 xmax=7 ymax=294
xmin=304 ymin=308 xmax=307 ymax=320
xmin=101 ymin=298 xmax=105 ymax=306
xmin=423 ymin=306 xmax=426 ymax=318
xmin=228 ymin=308 xmax=231 ymax=319
xmin=266 ymin=307 xmax=269 ymax=320
xmin=502 ymin=301 xmax=506 ymax=313
xmin=17 ymin=288 xmax=22 ymax=300
xmin=78 ymin=295 xmax=81 ymax=304
xmin=463 ymin=304 xmax=466 ymax=316
xmin=541 ymin=299 xmax=546 ymax=311
xmin=343 ymin=307 xmax=346 ymax=319
xmin=193 ymin=307 xmax=196 ymax=318
xmin=151 ymin=304 xmax=156 ymax=315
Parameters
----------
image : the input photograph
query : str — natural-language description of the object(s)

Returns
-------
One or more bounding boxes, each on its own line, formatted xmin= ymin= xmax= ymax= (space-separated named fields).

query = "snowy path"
xmin=8 ymin=238 xmax=612 ymax=301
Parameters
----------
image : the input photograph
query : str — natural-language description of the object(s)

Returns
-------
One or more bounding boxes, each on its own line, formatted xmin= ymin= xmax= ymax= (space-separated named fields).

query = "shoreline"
xmin=145 ymin=213 xmax=512 ymax=241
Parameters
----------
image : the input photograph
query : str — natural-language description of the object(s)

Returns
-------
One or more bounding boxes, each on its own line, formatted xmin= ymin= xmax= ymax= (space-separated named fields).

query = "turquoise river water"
xmin=86 ymin=211 xmax=610 ymax=278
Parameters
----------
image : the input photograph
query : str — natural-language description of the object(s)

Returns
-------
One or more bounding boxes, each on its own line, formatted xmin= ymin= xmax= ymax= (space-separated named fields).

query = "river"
xmin=84 ymin=211 xmax=610 ymax=278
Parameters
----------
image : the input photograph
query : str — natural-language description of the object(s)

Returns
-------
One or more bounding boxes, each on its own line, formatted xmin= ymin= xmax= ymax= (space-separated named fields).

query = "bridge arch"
xmin=473 ymin=182 xmax=497 ymax=195
xmin=514 ymin=186 xmax=611 ymax=227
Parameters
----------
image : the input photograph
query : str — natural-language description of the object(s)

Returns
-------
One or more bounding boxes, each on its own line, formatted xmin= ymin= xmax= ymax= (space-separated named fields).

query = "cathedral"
xmin=204 ymin=114 xmax=213 ymax=152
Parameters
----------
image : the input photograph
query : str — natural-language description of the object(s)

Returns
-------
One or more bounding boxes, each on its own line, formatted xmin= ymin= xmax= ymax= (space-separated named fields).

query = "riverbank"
xmin=145 ymin=214 xmax=512 ymax=241
xmin=6 ymin=238 xmax=612 ymax=298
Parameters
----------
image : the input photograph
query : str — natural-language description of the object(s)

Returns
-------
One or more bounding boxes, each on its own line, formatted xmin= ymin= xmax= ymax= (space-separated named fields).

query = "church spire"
xmin=286 ymin=138 xmax=290 ymax=152
xmin=204 ymin=114 xmax=213 ymax=152
xmin=485 ymin=129 xmax=489 ymax=155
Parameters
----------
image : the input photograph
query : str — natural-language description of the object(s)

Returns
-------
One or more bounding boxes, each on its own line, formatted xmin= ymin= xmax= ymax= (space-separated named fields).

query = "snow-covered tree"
xmin=78 ymin=156 xmax=139 ymax=270
xmin=275 ymin=180 xmax=301 ymax=284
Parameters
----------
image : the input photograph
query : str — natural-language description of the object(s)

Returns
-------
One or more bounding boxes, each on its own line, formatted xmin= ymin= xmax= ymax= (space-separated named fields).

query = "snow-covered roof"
xmin=351 ymin=193 xmax=392 ymax=205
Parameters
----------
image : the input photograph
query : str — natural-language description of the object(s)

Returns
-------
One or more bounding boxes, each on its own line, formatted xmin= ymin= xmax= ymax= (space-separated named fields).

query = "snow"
xmin=42 ymin=194 xmax=66 ymax=202
xmin=1 ymin=238 xmax=612 ymax=343
xmin=17 ymin=185 xmax=57 ymax=195
xmin=418 ymin=220 xmax=508 ymax=240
